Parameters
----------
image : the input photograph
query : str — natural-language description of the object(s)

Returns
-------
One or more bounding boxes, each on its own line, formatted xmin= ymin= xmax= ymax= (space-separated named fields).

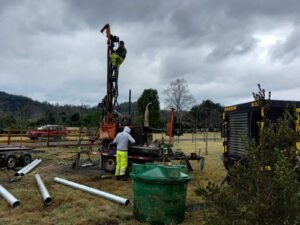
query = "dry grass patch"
xmin=0 ymin=134 xmax=225 ymax=225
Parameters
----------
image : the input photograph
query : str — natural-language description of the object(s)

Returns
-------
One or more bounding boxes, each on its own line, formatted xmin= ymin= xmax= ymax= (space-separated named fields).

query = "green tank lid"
xmin=130 ymin=164 xmax=191 ymax=184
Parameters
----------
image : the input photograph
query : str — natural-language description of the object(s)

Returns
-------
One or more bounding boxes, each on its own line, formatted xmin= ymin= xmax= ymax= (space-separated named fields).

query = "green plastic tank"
xmin=130 ymin=163 xmax=191 ymax=224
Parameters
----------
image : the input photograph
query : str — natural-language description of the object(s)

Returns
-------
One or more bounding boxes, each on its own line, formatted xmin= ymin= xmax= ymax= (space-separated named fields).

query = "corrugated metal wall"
xmin=228 ymin=112 xmax=249 ymax=156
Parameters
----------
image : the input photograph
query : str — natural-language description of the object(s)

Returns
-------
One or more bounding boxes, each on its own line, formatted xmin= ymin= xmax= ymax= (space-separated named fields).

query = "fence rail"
xmin=0 ymin=129 xmax=222 ymax=148
xmin=0 ymin=128 xmax=97 ymax=147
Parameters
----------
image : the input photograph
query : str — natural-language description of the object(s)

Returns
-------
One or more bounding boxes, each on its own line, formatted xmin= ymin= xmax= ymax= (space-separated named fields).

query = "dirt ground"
xmin=0 ymin=133 xmax=226 ymax=225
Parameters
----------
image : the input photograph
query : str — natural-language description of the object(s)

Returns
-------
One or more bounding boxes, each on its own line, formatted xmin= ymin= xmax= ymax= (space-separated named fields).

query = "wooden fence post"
xmin=78 ymin=128 xmax=82 ymax=146
xmin=7 ymin=128 xmax=11 ymax=145
xmin=205 ymin=128 xmax=208 ymax=155
xmin=47 ymin=129 xmax=50 ymax=147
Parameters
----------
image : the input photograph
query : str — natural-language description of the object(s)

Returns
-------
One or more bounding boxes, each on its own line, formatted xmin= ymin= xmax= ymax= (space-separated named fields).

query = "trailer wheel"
xmin=5 ymin=155 xmax=17 ymax=169
xmin=103 ymin=157 xmax=116 ymax=173
xmin=21 ymin=153 xmax=32 ymax=166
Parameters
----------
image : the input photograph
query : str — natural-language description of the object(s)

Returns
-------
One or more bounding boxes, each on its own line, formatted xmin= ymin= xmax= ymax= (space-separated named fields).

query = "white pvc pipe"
xmin=35 ymin=174 xmax=52 ymax=206
xmin=15 ymin=159 xmax=40 ymax=176
xmin=20 ymin=159 xmax=42 ymax=176
xmin=0 ymin=185 xmax=20 ymax=208
xmin=54 ymin=177 xmax=130 ymax=205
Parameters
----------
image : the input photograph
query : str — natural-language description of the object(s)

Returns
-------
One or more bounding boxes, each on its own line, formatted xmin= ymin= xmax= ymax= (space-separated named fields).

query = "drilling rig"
xmin=73 ymin=24 xmax=204 ymax=173
xmin=98 ymin=24 xmax=163 ymax=172
xmin=99 ymin=24 xmax=123 ymax=148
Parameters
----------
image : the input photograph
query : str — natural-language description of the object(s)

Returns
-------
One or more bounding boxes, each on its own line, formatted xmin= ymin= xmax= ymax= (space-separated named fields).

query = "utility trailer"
xmin=98 ymin=108 xmax=204 ymax=173
xmin=0 ymin=146 xmax=42 ymax=169
xmin=74 ymin=143 xmax=204 ymax=173
xmin=100 ymin=149 xmax=204 ymax=173
xmin=99 ymin=146 xmax=162 ymax=173
xmin=222 ymin=100 xmax=300 ymax=170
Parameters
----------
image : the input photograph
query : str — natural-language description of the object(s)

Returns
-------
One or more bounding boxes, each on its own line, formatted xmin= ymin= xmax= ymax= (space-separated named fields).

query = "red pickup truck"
xmin=27 ymin=125 xmax=68 ymax=140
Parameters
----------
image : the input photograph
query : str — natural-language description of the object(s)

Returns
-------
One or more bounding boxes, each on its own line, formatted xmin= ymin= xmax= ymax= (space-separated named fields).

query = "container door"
xmin=228 ymin=111 xmax=249 ymax=157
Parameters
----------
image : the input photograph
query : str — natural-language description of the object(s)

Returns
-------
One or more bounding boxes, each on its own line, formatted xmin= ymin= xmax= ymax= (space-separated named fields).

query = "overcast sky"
xmin=1 ymin=0 xmax=300 ymax=108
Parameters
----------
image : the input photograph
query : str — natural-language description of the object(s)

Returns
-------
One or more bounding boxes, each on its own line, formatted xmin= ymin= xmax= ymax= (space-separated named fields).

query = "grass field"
xmin=0 ymin=133 xmax=226 ymax=225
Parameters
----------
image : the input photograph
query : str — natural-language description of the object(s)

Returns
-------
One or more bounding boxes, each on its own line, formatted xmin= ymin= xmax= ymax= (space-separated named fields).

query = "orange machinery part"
xmin=99 ymin=124 xmax=117 ymax=140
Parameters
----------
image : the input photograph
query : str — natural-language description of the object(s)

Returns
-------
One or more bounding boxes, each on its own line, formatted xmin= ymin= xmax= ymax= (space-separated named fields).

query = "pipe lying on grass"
xmin=35 ymin=174 xmax=52 ymax=206
xmin=15 ymin=159 xmax=42 ymax=176
xmin=54 ymin=177 xmax=130 ymax=206
xmin=15 ymin=159 xmax=39 ymax=176
xmin=0 ymin=185 xmax=20 ymax=208
xmin=21 ymin=159 xmax=42 ymax=176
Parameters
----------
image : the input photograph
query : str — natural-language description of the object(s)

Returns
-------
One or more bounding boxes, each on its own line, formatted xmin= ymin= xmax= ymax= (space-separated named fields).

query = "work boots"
xmin=119 ymin=175 xmax=128 ymax=181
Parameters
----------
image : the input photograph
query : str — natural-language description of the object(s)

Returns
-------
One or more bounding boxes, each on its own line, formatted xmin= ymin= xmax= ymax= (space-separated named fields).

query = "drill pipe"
xmin=0 ymin=185 xmax=20 ymax=208
xmin=35 ymin=174 xmax=52 ymax=206
xmin=15 ymin=159 xmax=40 ymax=176
xmin=54 ymin=177 xmax=130 ymax=206
xmin=20 ymin=159 xmax=42 ymax=176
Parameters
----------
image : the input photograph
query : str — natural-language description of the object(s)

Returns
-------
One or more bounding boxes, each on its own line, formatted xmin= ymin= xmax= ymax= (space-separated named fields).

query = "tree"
xmin=136 ymin=89 xmax=161 ymax=127
xmin=196 ymin=85 xmax=300 ymax=225
xmin=69 ymin=113 xmax=81 ymax=126
xmin=46 ymin=112 xmax=56 ymax=124
xmin=0 ymin=115 xmax=16 ymax=130
xmin=82 ymin=111 xmax=101 ymax=128
xmin=163 ymin=78 xmax=194 ymax=120
xmin=59 ymin=111 xmax=67 ymax=124
xmin=190 ymin=100 xmax=222 ymax=130
xmin=38 ymin=112 xmax=56 ymax=125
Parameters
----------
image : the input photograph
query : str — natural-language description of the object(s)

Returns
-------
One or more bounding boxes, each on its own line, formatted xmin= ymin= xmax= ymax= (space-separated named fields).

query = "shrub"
xmin=196 ymin=85 xmax=300 ymax=225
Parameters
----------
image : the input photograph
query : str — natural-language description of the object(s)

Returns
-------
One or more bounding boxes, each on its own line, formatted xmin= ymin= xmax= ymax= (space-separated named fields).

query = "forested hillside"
xmin=0 ymin=91 xmax=222 ymax=131
xmin=0 ymin=91 xmax=136 ymax=130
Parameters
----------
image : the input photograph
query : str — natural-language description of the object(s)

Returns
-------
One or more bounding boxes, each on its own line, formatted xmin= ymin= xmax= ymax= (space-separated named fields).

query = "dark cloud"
xmin=1 ymin=0 xmax=300 ymax=107
xmin=271 ymin=28 xmax=300 ymax=63
xmin=64 ymin=0 xmax=169 ymax=27
xmin=207 ymin=37 xmax=257 ymax=62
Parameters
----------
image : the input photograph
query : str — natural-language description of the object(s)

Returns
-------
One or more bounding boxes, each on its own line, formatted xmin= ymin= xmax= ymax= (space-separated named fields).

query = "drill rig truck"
xmin=74 ymin=24 xmax=204 ymax=173
xmin=98 ymin=24 xmax=162 ymax=172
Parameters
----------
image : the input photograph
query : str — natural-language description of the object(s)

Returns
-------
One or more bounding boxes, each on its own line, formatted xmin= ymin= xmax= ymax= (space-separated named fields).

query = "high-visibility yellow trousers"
xmin=111 ymin=53 xmax=124 ymax=68
xmin=115 ymin=150 xmax=128 ymax=176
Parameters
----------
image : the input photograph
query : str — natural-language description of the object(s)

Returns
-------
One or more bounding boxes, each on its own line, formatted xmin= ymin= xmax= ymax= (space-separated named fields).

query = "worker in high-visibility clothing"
xmin=111 ymin=40 xmax=127 ymax=70
xmin=112 ymin=126 xmax=135 ymax=180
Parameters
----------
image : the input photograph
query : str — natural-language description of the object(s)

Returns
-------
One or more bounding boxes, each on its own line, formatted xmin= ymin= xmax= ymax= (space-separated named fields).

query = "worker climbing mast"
xmin=73 ymin=25 xmax=203 ymax=172
xmin=99 ymin=24 xmax=126 ymax=147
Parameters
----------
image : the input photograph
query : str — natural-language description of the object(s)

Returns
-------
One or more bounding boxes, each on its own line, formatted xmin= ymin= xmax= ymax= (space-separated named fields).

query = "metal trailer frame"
xmin=0 ymin=146 xmax=44 ymax=169
xmin=73 ymin=148 xmax=205 ymax=173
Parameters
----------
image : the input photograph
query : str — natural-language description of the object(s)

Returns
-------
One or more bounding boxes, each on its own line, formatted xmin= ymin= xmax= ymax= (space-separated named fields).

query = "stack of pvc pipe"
xmin=0 ymin=185 xmax=20 ymax=208
xmin=35 ymin=174 xmax=52 ymax=206
xmin=54 ymin=177 xmax=130 ymax=205
xmin=15 ymin=159 xmax=42 ymax=176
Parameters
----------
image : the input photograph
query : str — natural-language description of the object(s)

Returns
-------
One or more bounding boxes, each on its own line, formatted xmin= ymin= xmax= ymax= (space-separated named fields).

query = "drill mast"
xmin=99 ymin=24 xmax=120 ymax=144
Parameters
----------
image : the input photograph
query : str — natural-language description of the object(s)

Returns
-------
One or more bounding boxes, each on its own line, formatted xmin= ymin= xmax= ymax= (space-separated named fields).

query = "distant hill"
xmin=0 ymin=91 xmax=45 ymax=120
xmin=0 ymin=91 xmax=137 ymax=129
xmin=0 ymin=91 xmax=220 ymax=131
xmin=118 ymin=101 xmax=136 ymax=114
xmin=0 ymin=91 xmax=92 ymax=121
